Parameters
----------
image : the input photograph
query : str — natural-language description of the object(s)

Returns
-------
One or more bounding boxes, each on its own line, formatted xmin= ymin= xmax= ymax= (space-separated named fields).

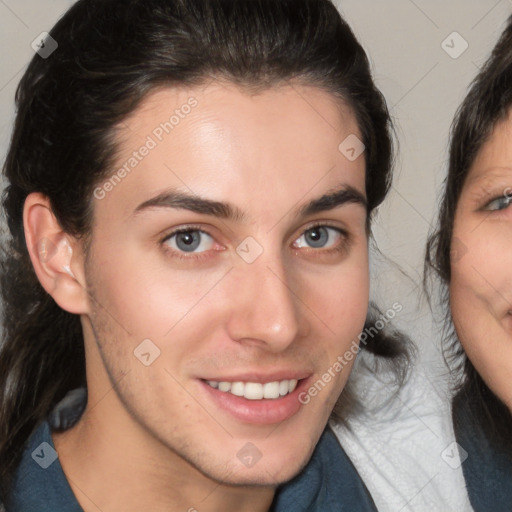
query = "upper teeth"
xmin=207 ymin=379 xmax=298 ymax=400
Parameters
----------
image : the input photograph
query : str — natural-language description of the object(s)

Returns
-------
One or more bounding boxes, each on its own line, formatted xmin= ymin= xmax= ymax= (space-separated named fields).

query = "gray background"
xmin=0 ymin=1 xmax=509 ymax=380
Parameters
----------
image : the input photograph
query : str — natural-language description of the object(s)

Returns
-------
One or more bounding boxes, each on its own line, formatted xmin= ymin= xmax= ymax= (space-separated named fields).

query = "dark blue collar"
xmin=7 ymin=421 xmax=376 ymax=512
xmin=271 ymin=426 xmax=377 ymax=511
xmin=6 ymin=421 xmax=82 ymax=512
xmin=453 ymin=393 xmax=512 ymax=512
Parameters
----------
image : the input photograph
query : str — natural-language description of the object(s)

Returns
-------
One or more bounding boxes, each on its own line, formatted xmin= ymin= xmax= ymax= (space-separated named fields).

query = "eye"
xmin=293 ymin=226 xmax=343 ymax=249
xmin=483 ymin=195 xmax=512 ymax=211
xmin=164 ymin=229 xmax=214 ymax=253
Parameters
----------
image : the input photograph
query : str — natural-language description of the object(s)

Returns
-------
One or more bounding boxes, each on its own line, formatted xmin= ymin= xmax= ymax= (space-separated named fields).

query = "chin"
xmin=218 ymin=460 xmax=309 ymax=488
xmin=191 ymin=442 xmax=314 ymax=489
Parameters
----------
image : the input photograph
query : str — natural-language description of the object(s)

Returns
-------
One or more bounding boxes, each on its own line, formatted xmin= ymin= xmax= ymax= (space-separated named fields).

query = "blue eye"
xmin=293 ymin=226 xmax=343 ymax=249
xmin=484 ymin=196 xmax=512 ymax=211
xmin=164 ymin=229 xmax=214 ymax=253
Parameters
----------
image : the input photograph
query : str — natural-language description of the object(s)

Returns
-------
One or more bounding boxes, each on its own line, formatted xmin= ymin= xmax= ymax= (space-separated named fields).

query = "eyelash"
xmin=160 ymin=224 xmax=219 ymax=262
xmin=292 ymin=223 xmax=350 ymax=257
xmin=482 ymin=194 xmax=512 ymax=214
xmin=160 ymin=223 xmax=350 ymax=262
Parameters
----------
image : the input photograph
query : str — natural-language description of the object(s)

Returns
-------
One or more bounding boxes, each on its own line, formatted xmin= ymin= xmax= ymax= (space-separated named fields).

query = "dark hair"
xmin=0 ymin=0 xmax=405 ymax=495
xmin=425 ymin=15 xmax=512 ymax=454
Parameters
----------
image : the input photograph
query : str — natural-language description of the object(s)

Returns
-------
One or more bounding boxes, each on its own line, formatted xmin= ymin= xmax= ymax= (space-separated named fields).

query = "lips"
xmin=206 ymin=379 xmax=298 ymax=399
xmin=200 ymin=375 xmax=309 ymax=424
xmin=198 ymin=367 xmax=313 ymax=424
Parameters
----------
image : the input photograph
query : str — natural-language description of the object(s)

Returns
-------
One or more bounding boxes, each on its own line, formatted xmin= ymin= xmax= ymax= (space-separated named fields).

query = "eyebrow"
xmin=298 ymin=186 xmax=367 ymax=216
xmin=132 ymin=185 xmax=367 ymax=220
xmin=133 ymin=190 xmax=246 ymax=220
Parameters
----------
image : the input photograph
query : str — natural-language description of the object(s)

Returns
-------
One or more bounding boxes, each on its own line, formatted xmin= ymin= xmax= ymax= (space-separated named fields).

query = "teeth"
xmin=245 ymin=382 xmax=264 ymax=400
xmin=263 ymin=381 xmax=280 ymax=399
xmin=231 ymin=381 xmax=245 ymax=397
xmin=218 ymin=381 xmax=231 ymax=392
xmin=206 ymin=379 xmax=299 ymax=400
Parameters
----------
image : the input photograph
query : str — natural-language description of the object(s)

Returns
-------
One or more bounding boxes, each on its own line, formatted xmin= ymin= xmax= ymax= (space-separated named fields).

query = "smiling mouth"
xmin=206 ymin=379 xmax=298 ymax=400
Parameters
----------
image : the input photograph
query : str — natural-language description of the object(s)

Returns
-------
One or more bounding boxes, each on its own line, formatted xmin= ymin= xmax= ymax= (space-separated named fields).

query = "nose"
xmin=225 ymin=257 xmax=306 ymax=352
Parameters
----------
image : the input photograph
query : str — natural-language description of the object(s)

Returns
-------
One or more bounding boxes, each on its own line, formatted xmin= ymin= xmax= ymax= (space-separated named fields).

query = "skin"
xmin=451 ymin=112 xmax=512 ymax=412
xmin=24 ymin=81 xmax=369 ymax=512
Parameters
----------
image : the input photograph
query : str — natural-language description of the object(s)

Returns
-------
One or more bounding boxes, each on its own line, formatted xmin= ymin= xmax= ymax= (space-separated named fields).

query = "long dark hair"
xmin=0 ymin=0 xmax=405 ymax=495
xmin=425 ymin=15 xmax=512 ymax=454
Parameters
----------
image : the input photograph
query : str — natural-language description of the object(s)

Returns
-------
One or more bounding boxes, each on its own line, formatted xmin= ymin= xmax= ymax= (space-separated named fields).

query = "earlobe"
xmin=23 ymin=192 xmax=89 ymax=315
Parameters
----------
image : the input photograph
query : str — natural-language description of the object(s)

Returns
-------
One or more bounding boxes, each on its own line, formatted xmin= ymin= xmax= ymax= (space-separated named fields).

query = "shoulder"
xmin=453 ymin=390 xmax=512 ymax=511
xmin=333 ymin=363 xmax=472 ymax=512
xmin=6 ymin=391 xmax=86 ymax=512
xmin=272 ymin=427 xmax=377 ymax=512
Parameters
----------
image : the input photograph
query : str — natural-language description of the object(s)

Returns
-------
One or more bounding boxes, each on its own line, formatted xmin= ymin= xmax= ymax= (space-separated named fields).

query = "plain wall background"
xmin=0 ymin=1 xmax=508 ymax=387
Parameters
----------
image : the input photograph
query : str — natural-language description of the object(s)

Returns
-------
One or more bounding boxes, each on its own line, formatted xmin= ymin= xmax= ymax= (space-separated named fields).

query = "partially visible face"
xmin=82 ymin=81 xmax=369 ymax=486
xmin=451 ymin=112 xmax=512 ymax=410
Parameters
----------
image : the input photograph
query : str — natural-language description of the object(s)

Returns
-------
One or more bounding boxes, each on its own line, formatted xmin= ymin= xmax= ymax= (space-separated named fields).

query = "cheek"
xmin=450 ymin=225 xmax=512 ymax=312
xmin=336 ymin=249 xmax=369 ymax=324
xmin=87 ymin=240 xmax=230 ymax=340
xmin=302 ymin=252 xmax=369 ymax=343
xmin=86 ymin=231 xmax=369 ymax=372
xmin=449 ymin=225 xmax=512 ymax=404
xmin=449 ymin=234 xmax=492 ymax=354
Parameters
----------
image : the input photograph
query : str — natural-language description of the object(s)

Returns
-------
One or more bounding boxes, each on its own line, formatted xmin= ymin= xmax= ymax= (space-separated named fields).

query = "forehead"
xmin=464 ymin=114 xmax=512 ymax=188
xmin=96 ymin=81 xmax=366 ymax=221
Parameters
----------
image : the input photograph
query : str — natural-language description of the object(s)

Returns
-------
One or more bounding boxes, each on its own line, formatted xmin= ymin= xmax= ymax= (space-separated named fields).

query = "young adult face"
xmin=28 ymin=81 xmax=369 ymax=496
xmin=451 ymin=112 xmax=512 ymax=411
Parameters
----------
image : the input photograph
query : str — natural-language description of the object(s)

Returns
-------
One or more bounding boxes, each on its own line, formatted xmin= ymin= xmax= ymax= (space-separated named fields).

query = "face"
xmin=451 ymin=113 xmax=512 ymax=411
xmin=81 ymin=81 xmax=369 ymax=486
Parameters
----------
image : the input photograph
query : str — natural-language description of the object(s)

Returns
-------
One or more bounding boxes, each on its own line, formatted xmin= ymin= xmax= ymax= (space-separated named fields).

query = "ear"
xmin=23 ymin=192 xmax=89 ymax=315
